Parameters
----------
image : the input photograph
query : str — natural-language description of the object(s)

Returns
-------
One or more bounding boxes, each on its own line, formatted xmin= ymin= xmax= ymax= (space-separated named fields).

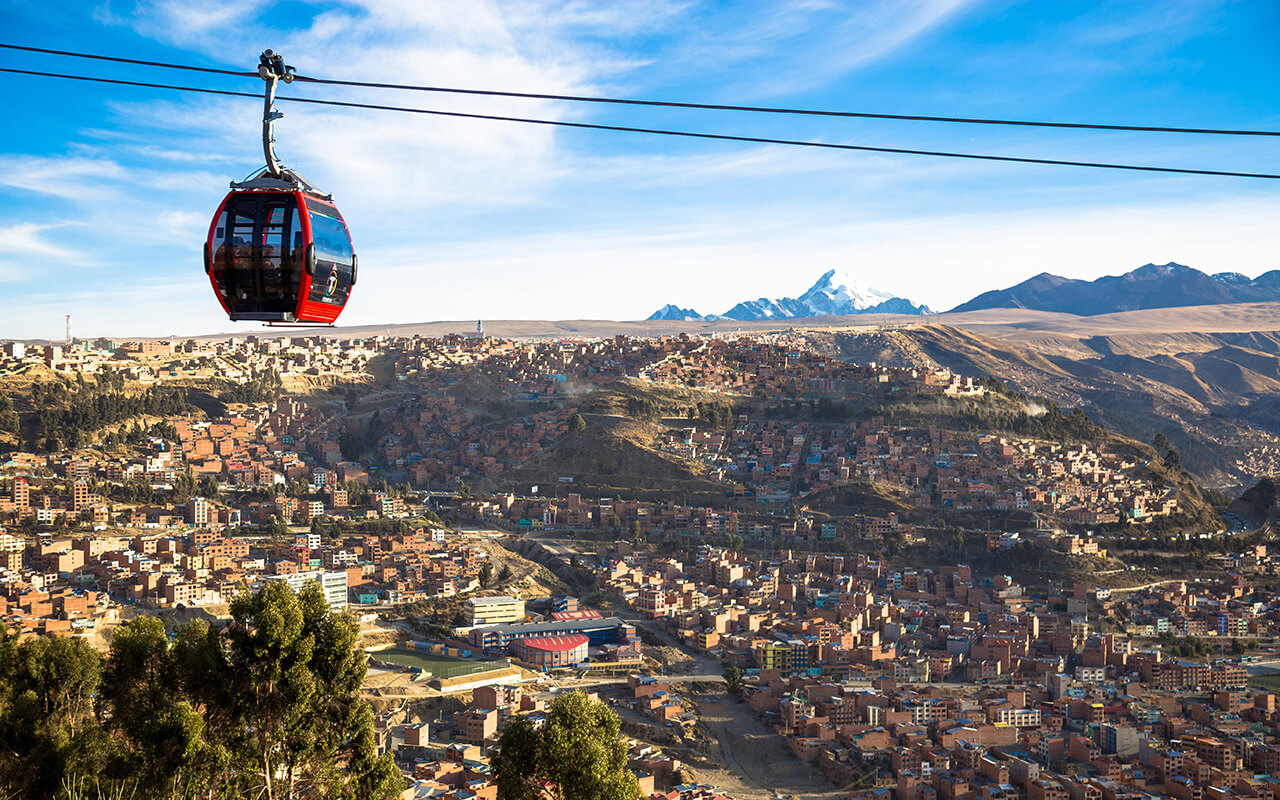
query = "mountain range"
xmin=951 ymin=262 xmax=1280 ymax=315
xmin=652 ymin=263 xmax=1280 ymax=322
xmin=648 ymin=269 xmax=932 ymax=321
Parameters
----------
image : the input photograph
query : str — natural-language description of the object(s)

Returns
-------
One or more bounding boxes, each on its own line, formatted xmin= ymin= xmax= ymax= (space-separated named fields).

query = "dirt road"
xmin=609 ymin=609 xmax=845 ymax=800
xmin=690 ymin=695 xmax=845 ymax=800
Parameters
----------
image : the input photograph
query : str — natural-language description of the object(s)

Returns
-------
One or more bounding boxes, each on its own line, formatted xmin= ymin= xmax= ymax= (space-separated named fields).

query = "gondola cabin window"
xmin=306 ymin=203 xmax=354 ymax=306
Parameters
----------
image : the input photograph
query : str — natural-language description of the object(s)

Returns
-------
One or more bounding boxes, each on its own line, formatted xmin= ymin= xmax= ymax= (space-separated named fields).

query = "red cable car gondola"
xmin=204 ymin=50 xmax=356 ymax=324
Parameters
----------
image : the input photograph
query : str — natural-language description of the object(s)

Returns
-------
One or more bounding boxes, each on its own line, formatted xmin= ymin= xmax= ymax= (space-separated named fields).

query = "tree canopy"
xmin=0 ymin=581 xmax=400 ymax=800
xmin=492 ymin=691 xmax=642 ymax=800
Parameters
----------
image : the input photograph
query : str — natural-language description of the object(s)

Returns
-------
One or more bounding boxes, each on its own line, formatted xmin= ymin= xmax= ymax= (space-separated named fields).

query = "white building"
xmin=466 ymin=595 xmax=525 ymax=626
xmin=266 ymin=569 xmax=348 ymax=611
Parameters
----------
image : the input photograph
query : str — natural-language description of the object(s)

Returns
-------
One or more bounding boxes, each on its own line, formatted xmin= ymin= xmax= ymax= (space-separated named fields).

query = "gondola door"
xmin=213 ymin=192 xmax=304 ymax=322
xmin=295 ymin=197 xmax=354 ymax=323
xmin=226 ymin=196 xmax=259 ymax=315
xmin=256 ymin=195 xmax=300 ymax=317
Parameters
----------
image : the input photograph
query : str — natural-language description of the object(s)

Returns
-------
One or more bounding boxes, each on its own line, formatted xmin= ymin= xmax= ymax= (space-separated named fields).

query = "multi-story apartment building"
xmin=466 ymin=595 xmax=525 ymax=626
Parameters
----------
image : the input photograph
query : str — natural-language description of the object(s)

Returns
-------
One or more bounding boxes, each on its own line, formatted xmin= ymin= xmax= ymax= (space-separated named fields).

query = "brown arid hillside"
xmin=487 ymin=410 xmax=727 ymax=503
xmin=116 ymin=299 xmax=1280 ymax=492
xmin=477 ymin=372 xmax=1223 ymax=538
xmin=163 ymin=302 xmax=1280 ymax=491
xmin=1229 ymin=476 xmax=1279 ymax=524
xmin=14 ymin=301 xmax=1278 ymax=493
xmin=800 ymin=319 xmax=1280 ymax=490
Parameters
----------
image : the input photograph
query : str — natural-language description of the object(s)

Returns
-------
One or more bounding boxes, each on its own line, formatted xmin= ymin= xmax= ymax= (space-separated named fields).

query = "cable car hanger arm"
xmin=258 ymin=49 xmax=293 ymax=179
xmin=229 ymin=51 xmax=330 ymax=197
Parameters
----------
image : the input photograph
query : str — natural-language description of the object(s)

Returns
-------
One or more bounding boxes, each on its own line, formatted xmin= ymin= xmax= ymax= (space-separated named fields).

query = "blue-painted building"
xmin=469 ymin=616 xmax=638 ymax=652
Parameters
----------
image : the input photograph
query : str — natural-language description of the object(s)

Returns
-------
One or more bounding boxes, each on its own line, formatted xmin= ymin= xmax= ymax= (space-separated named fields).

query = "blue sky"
xmin=2 ymin=0 xmax=1279 ymax=338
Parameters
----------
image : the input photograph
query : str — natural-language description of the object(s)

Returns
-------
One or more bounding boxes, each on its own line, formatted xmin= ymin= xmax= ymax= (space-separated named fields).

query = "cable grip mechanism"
xmin=257 ymin=49 xmax=295 ymax=178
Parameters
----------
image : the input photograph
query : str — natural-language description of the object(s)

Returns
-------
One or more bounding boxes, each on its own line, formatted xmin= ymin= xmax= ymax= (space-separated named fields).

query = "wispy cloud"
xmin=752 ymin=0 xmax=978 ymax=96
xmin=632 ymin=0 xmax=978 ymax=99
xmin=336 ymin=195 xmax=1280 ymax=324
xmin=0 ymin=222 xmax=82 ymax=260
xmin=90 ymin=0 xmax=635 ymax=218
xmin=0 ymin=155 xmax=127 ymax=200
xmin=96 ymin=0 xmax=260 ymax=45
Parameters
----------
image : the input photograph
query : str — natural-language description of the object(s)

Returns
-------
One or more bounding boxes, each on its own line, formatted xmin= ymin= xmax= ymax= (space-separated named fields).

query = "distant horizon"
xmin=8 ymin=258 xmax=1280 ymax=343
xmin=12 ymin=286 xmax=1280 ymax=344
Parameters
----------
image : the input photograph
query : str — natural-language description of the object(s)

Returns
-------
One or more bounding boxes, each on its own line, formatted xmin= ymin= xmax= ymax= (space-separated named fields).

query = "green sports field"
xmin=370 ymin=648 xmax=503 ymax=679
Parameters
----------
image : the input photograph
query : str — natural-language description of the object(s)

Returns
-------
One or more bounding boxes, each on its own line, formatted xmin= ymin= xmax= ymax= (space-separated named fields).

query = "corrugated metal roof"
xmin=519 ymin=634 xmax=589 ymax=653
xmin=475 ymin=616 xmax=629 ymax=635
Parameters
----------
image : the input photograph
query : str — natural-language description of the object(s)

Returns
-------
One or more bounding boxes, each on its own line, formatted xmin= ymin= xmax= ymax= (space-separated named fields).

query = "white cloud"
xmin=761 ymin=0 xmax=976 ymax=93
xmin=89 ymin=0 xmax=635 ymax=222
xmin=0 ymin=222 xmax=82 ymax=260
xmin=0 ymin=156 xmax=127 ymax=200
xmin=107 ymin=0 xmax=260 ymax=45
xmin=646 ymin=0 xmax=978 ymax=98
xmin=0 ymin=277 xmax=230 ymax=340
xmin=333 ymin=196 xmax=1280 ymax=324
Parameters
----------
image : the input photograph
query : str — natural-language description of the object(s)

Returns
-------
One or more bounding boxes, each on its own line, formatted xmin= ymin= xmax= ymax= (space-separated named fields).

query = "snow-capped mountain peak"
xmin=646 ymin=270 xmax=931 ymax=322
xmin=797 ymin=269 xmax=899 ymax=315
xmin=647 ymin=304 xmax=707 ymax=321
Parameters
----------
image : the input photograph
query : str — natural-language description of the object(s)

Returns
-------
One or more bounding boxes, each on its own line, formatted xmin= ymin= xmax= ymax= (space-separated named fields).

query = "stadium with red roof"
xmin=512 ymin=634 xmax=589 ymax=670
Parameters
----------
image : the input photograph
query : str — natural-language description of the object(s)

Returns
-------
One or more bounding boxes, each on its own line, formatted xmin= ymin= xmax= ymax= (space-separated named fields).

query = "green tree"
xmin=270 ymin=515 xmax=291 ymax=538
xmin=0 ymin=629 xmax=107 ymax=799
xmin=217 ymin=369 xmax=283 ymax=404
xmin=493 ymin=691 xmax=642 ymax=800
xmin=722 ymin=664 xmax=744 ymax=695
xmin=0 ymin=586 xmax=401 ymax=800
xmin=14 ymin=634 xmax=101 ymax=733
xmin=568 ymin=413 xmax=587 ymax=433
xmin=171 ymin=473 xmax=196 ymax=506
xmin=196 ymin=474 xmax=220 ymax=500
xmin=0 ymin=395 xmax=18 ymax=433
xmin=479 ymin=562 xmax=495 ymax=587
xmin=194 ymin=581 xmax=399 ymax=800
xmin=1152 ymin=433 xmax=1170 ymax=454
xmin=103 ymin=616 xmax=214 ymax=793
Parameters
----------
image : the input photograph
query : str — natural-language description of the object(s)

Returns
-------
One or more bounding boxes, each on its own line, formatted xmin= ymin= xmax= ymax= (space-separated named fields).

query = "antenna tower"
xmin=65 ymin=314 xmax=72 ymax=345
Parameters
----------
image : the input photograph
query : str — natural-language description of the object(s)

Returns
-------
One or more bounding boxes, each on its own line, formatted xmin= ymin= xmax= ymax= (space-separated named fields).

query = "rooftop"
xmin=475 ymin=616 xmax=630 ymax=636
xmin=468 ymin=595 xmax=522 ymax=606
xmin=519 ymin=634 xmax=589 ymax=653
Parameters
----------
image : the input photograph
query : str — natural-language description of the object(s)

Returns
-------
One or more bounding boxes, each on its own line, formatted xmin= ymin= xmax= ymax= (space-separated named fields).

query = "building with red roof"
xmin=550 ymin=609 xmax=603 ymax=621
xmin=512 ymin=633 xmax=589 ymax=670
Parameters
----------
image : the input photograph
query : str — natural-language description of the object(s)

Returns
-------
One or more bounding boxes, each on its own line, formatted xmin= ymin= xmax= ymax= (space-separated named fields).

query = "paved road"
xmin=1246 ymin=660 xmax=1280 ymax=675
xmin=570 ymin=673 xmax=728 ymax=687
xmin=1109 ymin=579 xmax=1182 ymax=594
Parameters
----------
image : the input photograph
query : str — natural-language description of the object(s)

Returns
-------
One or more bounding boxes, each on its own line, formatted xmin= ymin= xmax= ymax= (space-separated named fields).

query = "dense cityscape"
xmin=1 ymin=327 xmax=1278 ymax=800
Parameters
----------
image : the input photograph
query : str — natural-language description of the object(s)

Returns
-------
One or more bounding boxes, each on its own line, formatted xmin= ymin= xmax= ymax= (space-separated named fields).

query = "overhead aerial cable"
xmin=0 ymin=65 xmax=1277 ymax=181
xmin=0 ymin=42 xmax=257 ymax=77
xmin=1 ymin=41 xmax=1277 ymax=138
